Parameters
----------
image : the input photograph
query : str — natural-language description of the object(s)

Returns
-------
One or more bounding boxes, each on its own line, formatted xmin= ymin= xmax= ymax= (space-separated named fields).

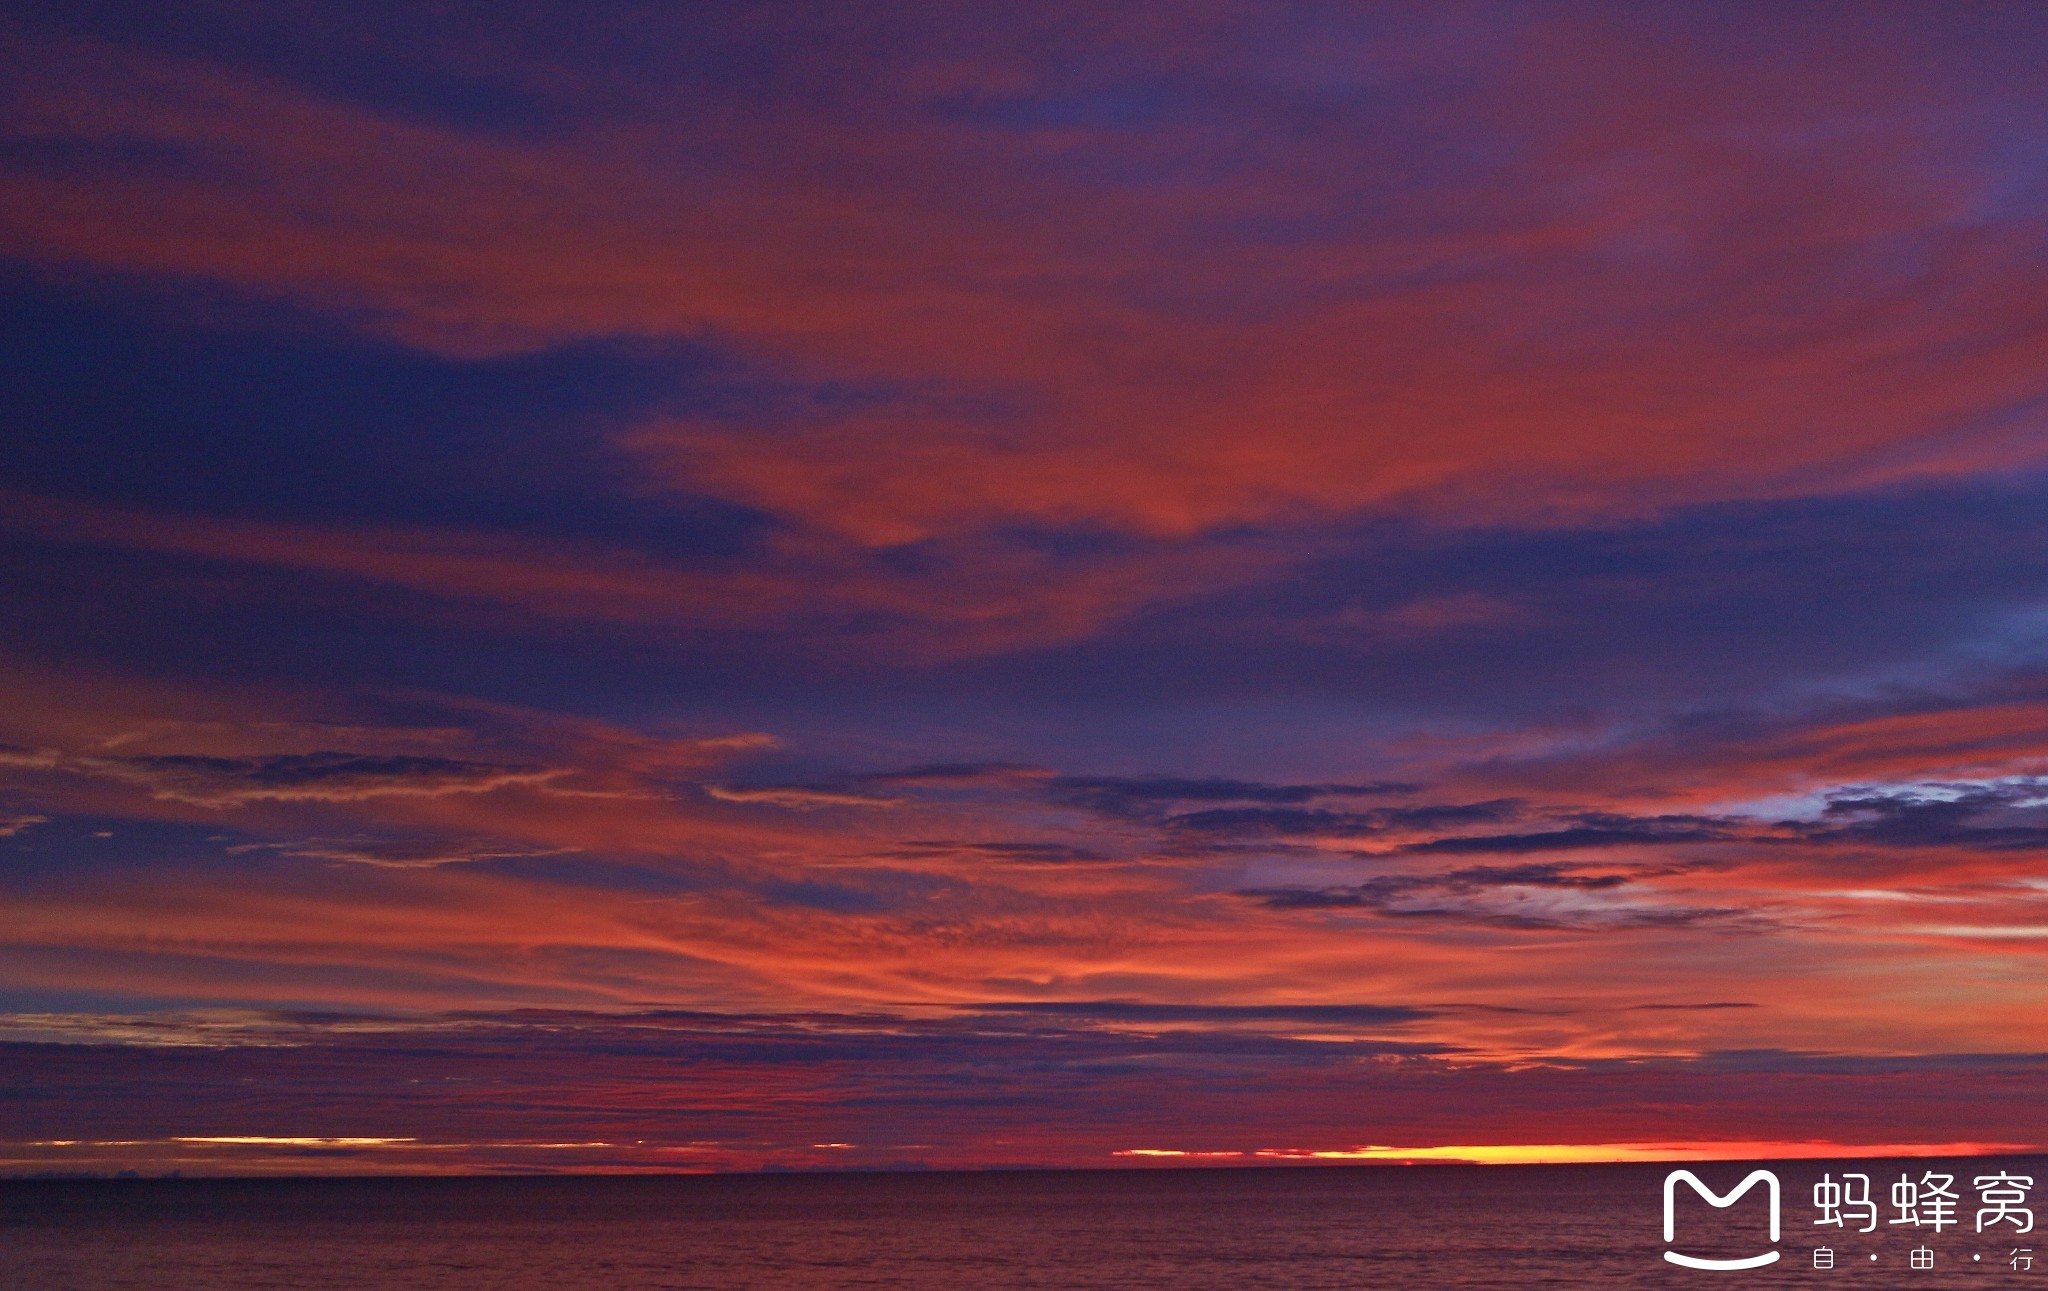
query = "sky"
xmin=4 ymin=0 xmax=2048 ymax=1176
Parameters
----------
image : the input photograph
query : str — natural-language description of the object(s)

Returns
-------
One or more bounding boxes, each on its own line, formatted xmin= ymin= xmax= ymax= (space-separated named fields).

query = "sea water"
xmin=5 ymin=1157 xmax=2043 ymax=1289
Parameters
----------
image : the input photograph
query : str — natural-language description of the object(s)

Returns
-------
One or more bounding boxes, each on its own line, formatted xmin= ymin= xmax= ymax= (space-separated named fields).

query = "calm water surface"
xmin=5 ymin=1157 xmax=2043 ymax=1289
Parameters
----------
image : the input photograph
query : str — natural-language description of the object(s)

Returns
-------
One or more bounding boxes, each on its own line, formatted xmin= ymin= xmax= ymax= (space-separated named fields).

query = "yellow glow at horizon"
xmin=1117 ymin=1140 xmax=2036 ymax=1165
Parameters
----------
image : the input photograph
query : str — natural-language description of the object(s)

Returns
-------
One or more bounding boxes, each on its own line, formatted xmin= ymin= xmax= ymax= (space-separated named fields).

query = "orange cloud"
xmin=8 ymin=649 xmax=2048 ymax=1065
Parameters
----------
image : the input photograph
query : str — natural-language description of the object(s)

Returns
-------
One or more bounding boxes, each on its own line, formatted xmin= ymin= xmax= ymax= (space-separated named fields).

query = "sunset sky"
xmin=5 ymin=1 xmax=2048 ymax=1175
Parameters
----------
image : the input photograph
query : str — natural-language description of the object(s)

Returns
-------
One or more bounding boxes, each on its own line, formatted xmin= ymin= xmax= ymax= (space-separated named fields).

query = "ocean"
xmin=5 ymin=1157 xmax=2043 ymax=1289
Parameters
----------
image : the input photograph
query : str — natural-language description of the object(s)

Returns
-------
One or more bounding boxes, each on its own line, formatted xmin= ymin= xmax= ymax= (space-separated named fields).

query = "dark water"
xmin=5 ymin=1157 xmax=2043 ymax=1289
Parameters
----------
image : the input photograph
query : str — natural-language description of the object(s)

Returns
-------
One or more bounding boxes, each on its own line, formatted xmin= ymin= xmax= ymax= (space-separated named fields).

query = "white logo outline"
xmin=1663 ymin=1169 xmax=1782 ymax=1270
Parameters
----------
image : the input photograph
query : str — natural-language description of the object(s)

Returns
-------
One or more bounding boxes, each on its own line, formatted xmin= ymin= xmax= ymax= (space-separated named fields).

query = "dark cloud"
xmin=1237 ymin=862 xmax=1746 ymax=931
xmin=1165 ymin=800 xmax=1517 ymax=837
xmin=1049 ymin=776 xmax=1417 ymax=816
xmin=723 ymin=767 xmax=1421 ymax=822
xmin=1791 ymin=781 xmax=2048 ymax=851
xmin=887 ymin=840 xmax=1114 ymax=865
xmin=1160 ymin=802 xmax=1739 ymax=853
xmin=962 ymin=1001 xmax=1435 ymax=1026
xmin=1167 ymin=783 xmax=2048 ymax=859
xmin=1400 ymin=814 xmax=1735 ymax=855
xmin=956 ymin=474 xmax=2048 ymax=727
xmin=1244 ymin=861 xmax=1625 ymax=906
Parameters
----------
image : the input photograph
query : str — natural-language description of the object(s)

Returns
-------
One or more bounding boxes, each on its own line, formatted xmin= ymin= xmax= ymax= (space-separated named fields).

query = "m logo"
xmin=1663 ymin=1169 xmax=1782 ymax=1270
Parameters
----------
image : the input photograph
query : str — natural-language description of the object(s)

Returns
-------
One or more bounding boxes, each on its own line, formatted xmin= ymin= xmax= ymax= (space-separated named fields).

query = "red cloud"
xmin=6 ymin=13 xmax=2048 ymax=552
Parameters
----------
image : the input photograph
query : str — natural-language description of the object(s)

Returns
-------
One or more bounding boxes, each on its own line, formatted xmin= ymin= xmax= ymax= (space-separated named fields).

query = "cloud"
xmin=698 ymin=768 xmax=1423 ymax=821
xmin=1163 ymin=800 xmax=1518 ymax=837
xmin=1237 ymin=861 xmax=1749 ymax=931
xmin=858 ymin=763 xmax=1057 ymax=786
xmin=253 ymin=839 xmax=583 ymax=869
xmin=13 ymin=4 xmax=2048 ymax=1180
xmin=10 ymin=5 xmax=2048 ymax=561
xmin=884 ymin=840 xmax=1115 ymax=865
xmin=1399 ymin=814 xmax=1735 ymax=855
xmin=1049 ymin=776 xmax=1419 ymax=816
xmin=1482 ymin=692 xmax=2048 ymax=805
xmin=961 ymin=1000 xmax=1436 ymax=1027
xmin=704 ymin=784 xmax=905 ymax=810
xmin=79 ymin=752 xmax=563 ymax=807
xmin=0 ymin=662 xmax=2032 ymax=1060
xmin=0 ymin=487 xmax=1282 ymax=659
xmin=1789 ymin=780 xmax=2048 ymax=851
xmin=1244 ymin=861 xmax=1628 ymax=907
